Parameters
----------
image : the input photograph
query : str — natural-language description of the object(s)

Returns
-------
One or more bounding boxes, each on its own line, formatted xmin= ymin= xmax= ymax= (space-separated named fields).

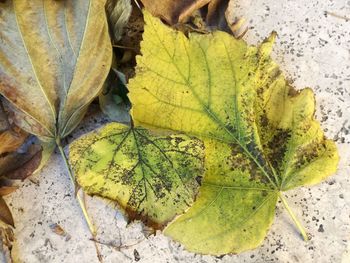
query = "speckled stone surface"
xmin=4 ymin=0 xmax=350 ymax=262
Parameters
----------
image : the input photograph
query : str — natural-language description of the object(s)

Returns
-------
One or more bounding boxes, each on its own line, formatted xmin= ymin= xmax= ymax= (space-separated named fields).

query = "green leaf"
xmin=0 ymin=0 xmax=112 ymax=143
xmin=69 ymin=123 xmax=204 ymax=228
xmin=128 ymin=12 xmax=339 ymax=254
xmin=99 ymin=69 xmax=131 ymax=123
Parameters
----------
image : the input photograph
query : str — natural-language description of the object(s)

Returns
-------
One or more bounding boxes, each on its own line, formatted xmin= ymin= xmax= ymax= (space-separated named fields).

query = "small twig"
xmin=133 ymin=0 xmax=141 ymax=10
xmin=325 ymin=11 xmax=349 ymax=21
xmin=91 ymin=238 xmax=145 ymax=251
xmin=112 ymin=44 xmax=137 ymax=51
xmin=91 ymin=237 xmax=104 ymax=263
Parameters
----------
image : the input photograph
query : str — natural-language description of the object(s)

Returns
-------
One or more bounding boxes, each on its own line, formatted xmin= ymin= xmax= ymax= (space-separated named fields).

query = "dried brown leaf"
xmin=0 ymin=99 xmax=43 ymax=180
xmin=140 ymin=0 xmax=210 ymax=24
xmin=204 ymin=0 xmax=231 ymax=31
xmin=0 ymin=197 xmax=13 ymax=227
xmin=0 ymin=0 xmax=112 ymax=143
xmin=0 ymin=127 xmax=28 ymax=155
xmin=106 ymin=0 xmax=132 ymax=42
xmin=0 ymin=143 xmax=42 ymax=180
xmin=0 ymin=186 xmax=17 ymax=197
xmin=0 ymin=225 xmax=14 ymax=262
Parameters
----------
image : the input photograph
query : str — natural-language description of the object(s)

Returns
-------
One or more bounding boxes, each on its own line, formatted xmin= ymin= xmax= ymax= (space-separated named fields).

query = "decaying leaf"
xmin=106 ymin=0 xmax=133 ymax=42
xmin=140 ymin=0 xmax=211 ymax=25
xmin=0 ymin=100 xmax=27 ymax=155
xmin=0 ymin=131 xmax=42 ymax=227
xmin=0 ymin=139 xmax=42 ymax=180
xmin=99 ymin=67 xmax=131 ymax=123
xmin=0 ymin=197 xmax=13 ymax=227
xmin=70 ymin=123 xmax=204 ymax=228
xmin=0 ymin=186 xmax=18 ymax=196
xmin=200 ymin=0 xmax=231 ymax=32
xmin=0 ymin=0 xmax=112 ymax=143
xmin=0 ymin=103 xmax=42 ymax=180
xmin=0 ymin=186 xmax=17 ymax=197
xmin=127 ymin=13 xmax=339 ymax=254
xmin=0 ymin=100 xmax=44 ymax=229
xmin=0 ymin=126 xmax=27 ymax=156
xmin=0 ymin=225 xmax=14 ymax=263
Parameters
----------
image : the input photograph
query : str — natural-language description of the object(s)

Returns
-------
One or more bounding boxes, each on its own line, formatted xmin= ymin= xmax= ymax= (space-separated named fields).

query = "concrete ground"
xmin=5 ymin=0 xmax=350 ymax=262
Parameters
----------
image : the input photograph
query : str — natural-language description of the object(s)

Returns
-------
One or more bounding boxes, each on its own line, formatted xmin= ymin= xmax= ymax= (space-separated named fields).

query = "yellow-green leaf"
xmin=69 ymin=123 xmax=204 ymax=228
xmin=0 ymin=0 xmax=112 ymax=142
xmin=128 ymin=12 xmax=339 ymax=254
xmin=165 ymin=139 xmax=279 ymax=254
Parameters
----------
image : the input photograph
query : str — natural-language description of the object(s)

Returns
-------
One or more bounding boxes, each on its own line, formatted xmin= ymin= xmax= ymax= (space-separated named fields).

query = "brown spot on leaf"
xmin=267 ymin=129 xmax=291 ymax=172
xmin=287 ymin=85 xmax=299 ymax=97
xmin=295 ymin=140 xmax=326 ymax=169
xmin=260 ymin=114 xmax=269 ymax=128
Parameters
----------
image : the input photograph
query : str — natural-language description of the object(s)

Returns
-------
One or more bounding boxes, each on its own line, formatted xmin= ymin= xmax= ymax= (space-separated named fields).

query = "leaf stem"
xmin=279 ymin=192 xmax=309 ymax=241
xmin=56 ymin=139 xmax=101 ymax=254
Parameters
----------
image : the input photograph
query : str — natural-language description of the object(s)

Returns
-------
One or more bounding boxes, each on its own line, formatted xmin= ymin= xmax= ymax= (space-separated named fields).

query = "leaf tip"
xmin=259 ymin=31 xmax=278 ymax=58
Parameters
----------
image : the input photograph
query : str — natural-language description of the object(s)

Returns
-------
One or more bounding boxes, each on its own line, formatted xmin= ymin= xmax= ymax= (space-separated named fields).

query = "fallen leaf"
xmin=0 ymin=0 xmax=112 ymax=144
xmin=0 ymin=186 xmax=17 ymax=197
xmin=49 ymin=223 xmax=71 ymax=241
xmin=0 ymin=141 xmax=42 ymax=180
xmin=0 ymin=99 xmax=28 ymax=155
xmin=201 ymin=0 xmax=231 ymax=32
xmin=70 ymin=123 xmax=205 ymax=228
xmin=99 ymin=68 xmax=131 ymax=124
xmin=140 ymin=0 xmax=211 ymax=24
xmin=0 ymin=126 xmax=27 ymax=155
xmin=0 ymin=225 xmax=14 ymax=263
xmin=0 ymin=100 xmax=46 ymax=229
xmin=0 ymin=132 xmax=43 ymax=227
xmin=0 ymin=99 xmax=47 ymax=180
xmin=114 ymin=5 xmax=144 ymax=80
xmin=128 ymin=12 xmax=339 ymax=254
xmin=0 ymin=197 xmax=13 ymax=227
xmin=0 ymin=102 xmax=9 ymax=132
xmin=106 ymin=0 xmax=132 ymax=42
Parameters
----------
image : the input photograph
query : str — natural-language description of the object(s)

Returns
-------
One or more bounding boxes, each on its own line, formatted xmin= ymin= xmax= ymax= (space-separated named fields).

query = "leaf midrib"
xmin=58 ymin=0 xmax=93 ymax=138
